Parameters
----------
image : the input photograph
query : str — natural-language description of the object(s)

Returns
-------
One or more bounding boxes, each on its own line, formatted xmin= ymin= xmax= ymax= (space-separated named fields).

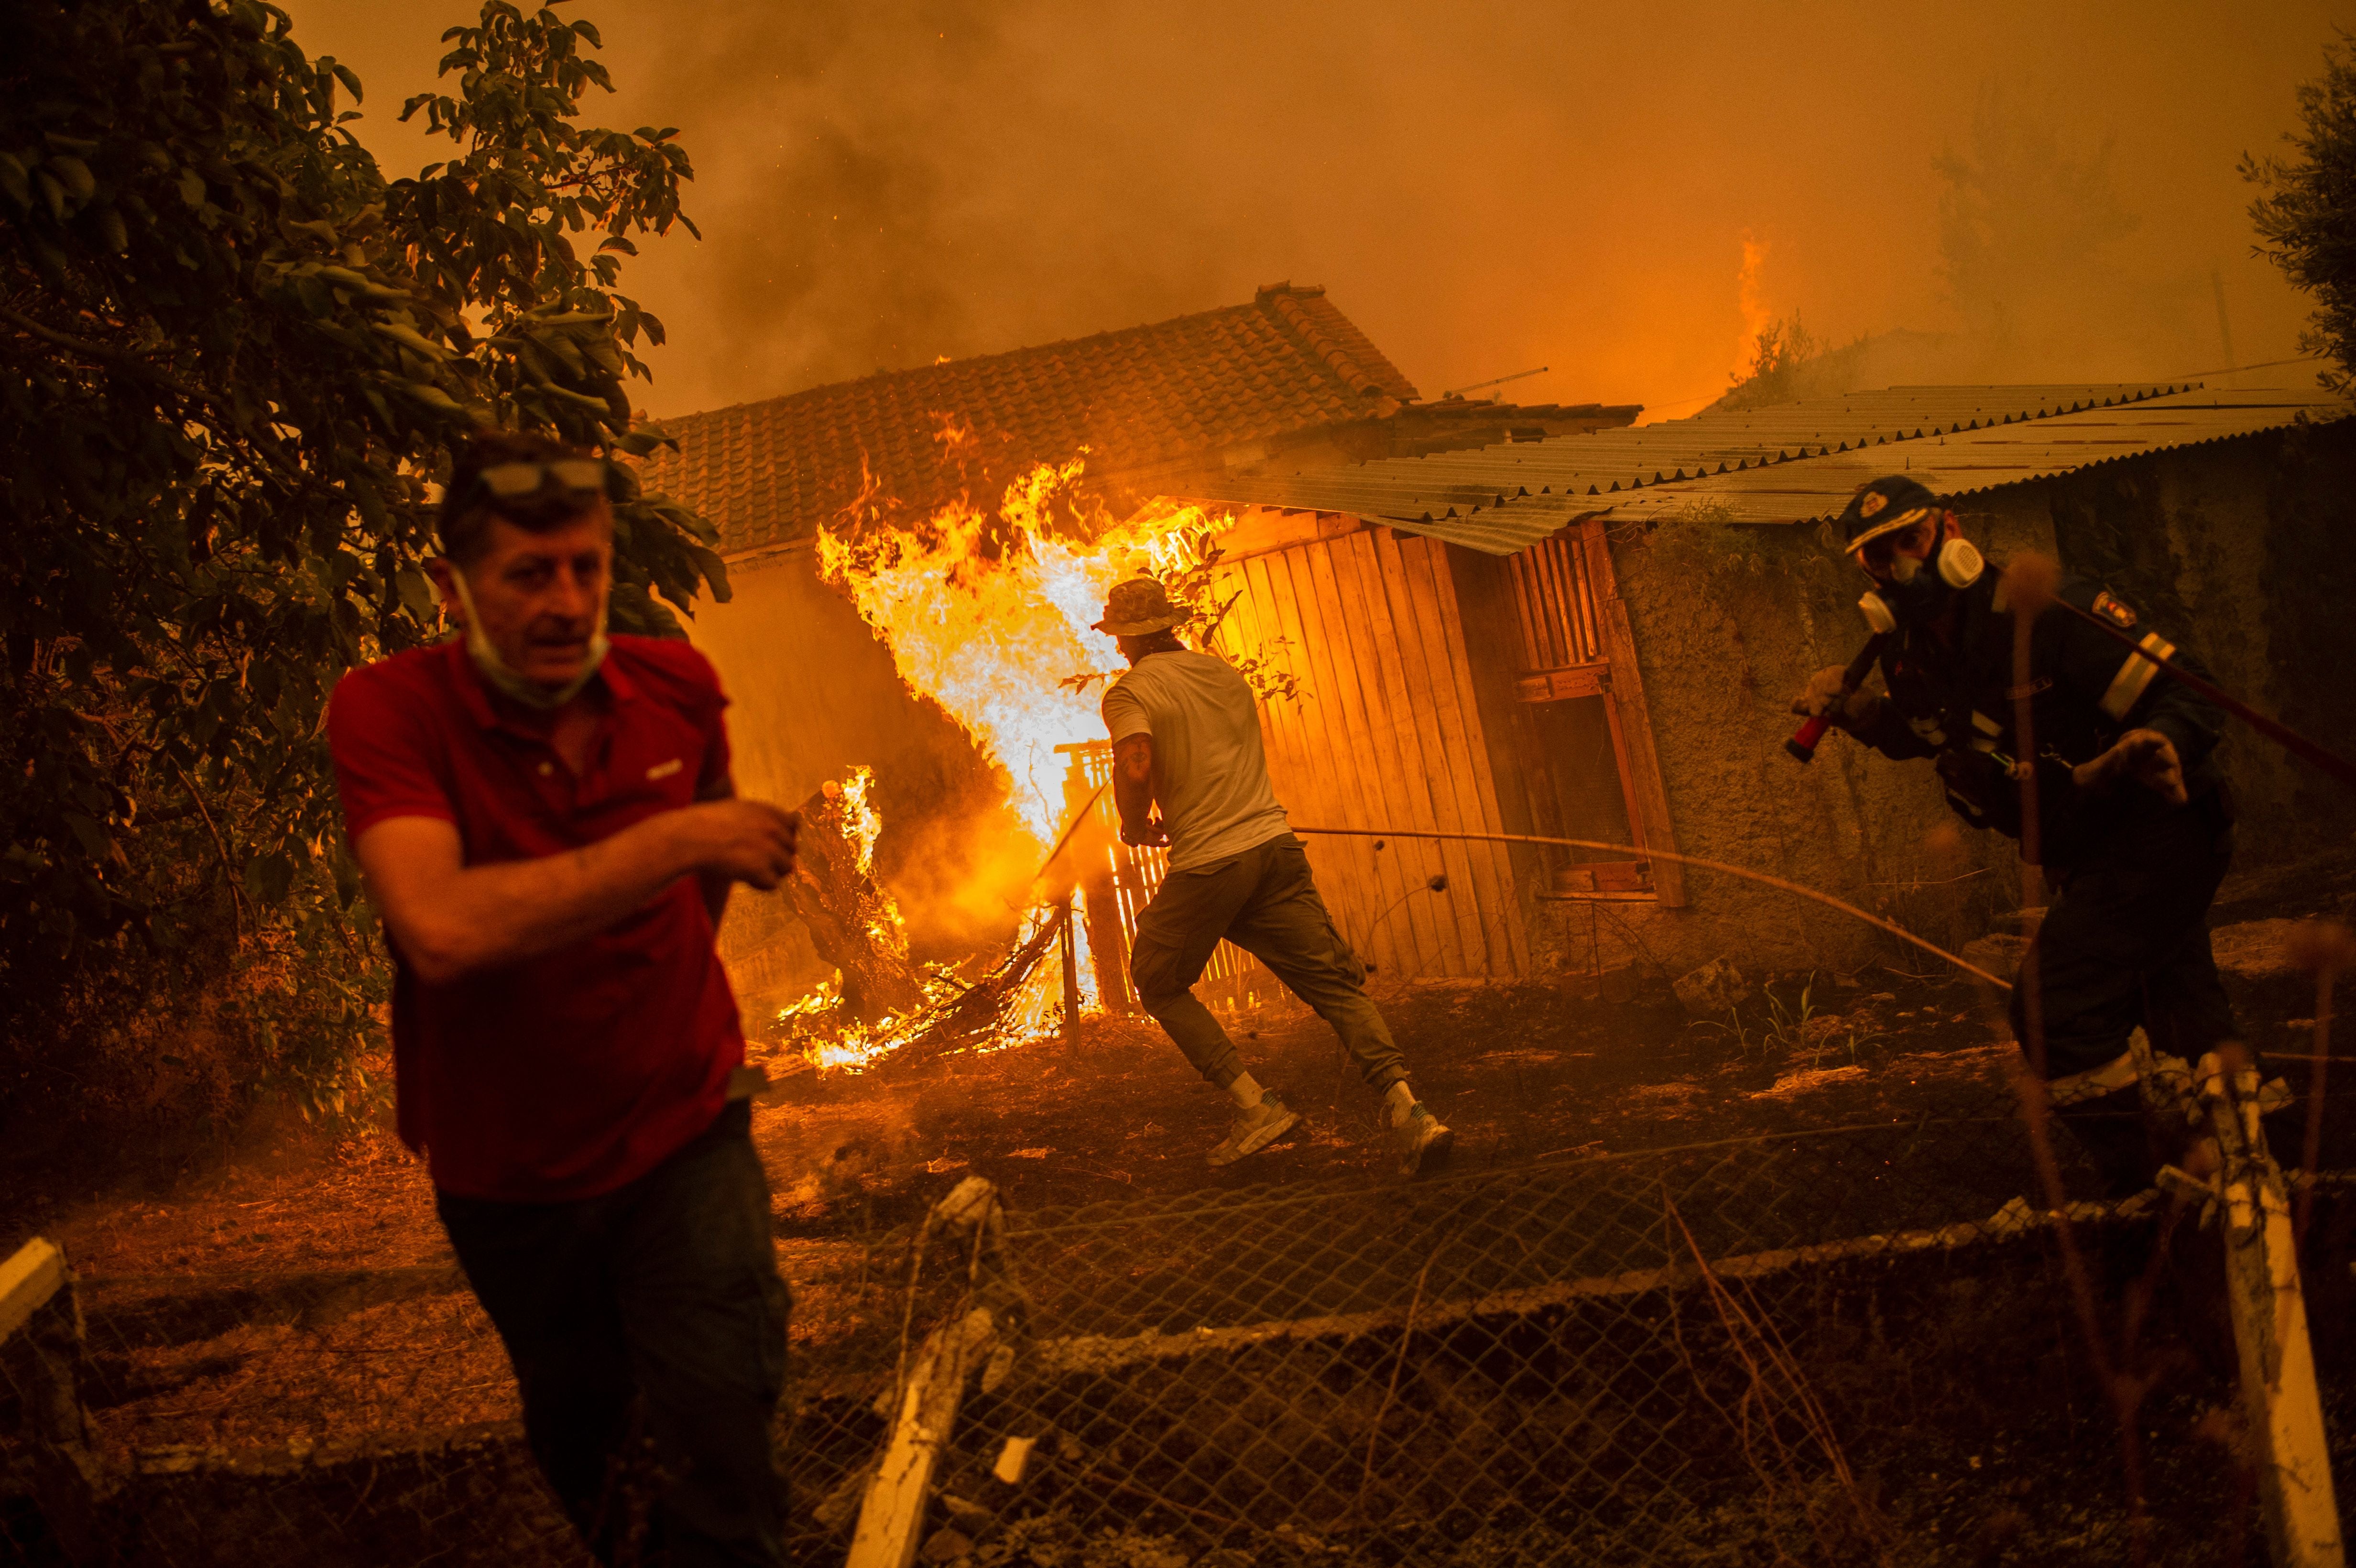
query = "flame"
xmin=777 ymin=971 xmax=966 ymax=1075
xmin=839 ymin=764 xmax=885 ymax=877
xmin=807 ymin=448 xmax=1233 ymax=1052
xmin=1735 ymin=230 xmax=1772 ymax=379
xmin=817 ymin=451 xmax=1232 ymax=845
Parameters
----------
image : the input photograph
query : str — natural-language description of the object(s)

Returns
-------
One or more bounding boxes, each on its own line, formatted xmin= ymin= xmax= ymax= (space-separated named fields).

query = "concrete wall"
xmin=1557 ymin=419 xmax=2356 ymax=984
xmin=2027 ymin=420 xmax=2356 ymax=866
xmin=1587 ymin=502 xmax=2038 ymax=982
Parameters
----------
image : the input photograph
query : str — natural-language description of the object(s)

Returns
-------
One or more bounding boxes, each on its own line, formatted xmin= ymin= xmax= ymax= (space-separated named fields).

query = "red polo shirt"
xmin=327 ymin=635 xmax=745 ymax=1202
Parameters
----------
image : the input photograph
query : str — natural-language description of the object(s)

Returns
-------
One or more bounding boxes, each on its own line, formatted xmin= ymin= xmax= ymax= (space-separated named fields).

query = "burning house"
xmin=639 ymin=283 xmax=1632 ymax=1039
xmin=643 ymin=287 xmax=2353 ymax=1049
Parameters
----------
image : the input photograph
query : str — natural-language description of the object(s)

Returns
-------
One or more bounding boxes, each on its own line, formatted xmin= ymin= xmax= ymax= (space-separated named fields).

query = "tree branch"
xmin=166 ymin=756 xmax=248 ymax=943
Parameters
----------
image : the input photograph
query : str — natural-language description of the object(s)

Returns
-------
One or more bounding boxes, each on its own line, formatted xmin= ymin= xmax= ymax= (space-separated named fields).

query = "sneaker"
xmin=1208 ymin=1092 xmax=1301 ymax=1166
xmin=1395 ymin=1103 xmax=1454 ymax=1178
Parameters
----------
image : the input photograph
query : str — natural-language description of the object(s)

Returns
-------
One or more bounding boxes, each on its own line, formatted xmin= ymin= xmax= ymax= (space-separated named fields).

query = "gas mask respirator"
xmin=1857 ymin=536 xmax=1984 ymax=633
xmin=446 ymin=568 xmax=611 ymax=711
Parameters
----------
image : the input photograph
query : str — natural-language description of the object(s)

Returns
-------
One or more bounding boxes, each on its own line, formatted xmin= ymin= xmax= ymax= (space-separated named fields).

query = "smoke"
xmin=614 ymin=0 xmax=1250 ymax=407
xmin=1937 ymin=87 xmax=2142 ymax=335
xmin=1920 ymin=85 xmax=2225 ymax=384
xmin=1725 ymin=83 xmax=2247 ymax=409
xmin=294 ymin=0 xmax=2339 ymax=414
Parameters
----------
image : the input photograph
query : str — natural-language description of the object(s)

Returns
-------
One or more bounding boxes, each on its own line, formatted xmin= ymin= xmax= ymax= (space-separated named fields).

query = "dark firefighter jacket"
xmin=1853 ymin=570 xmax=2228 ymax=868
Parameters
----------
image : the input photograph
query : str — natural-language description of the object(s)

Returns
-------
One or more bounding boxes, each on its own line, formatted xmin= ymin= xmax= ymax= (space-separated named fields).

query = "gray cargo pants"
xmin=1128 ymin=832 xmax=1408 ymax=1093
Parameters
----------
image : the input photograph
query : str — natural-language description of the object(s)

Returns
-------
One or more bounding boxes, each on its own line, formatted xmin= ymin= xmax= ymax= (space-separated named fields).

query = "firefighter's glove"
xmin=2071 ymin=727 xmax=2186 ymax=806
xmin=1790 ymin=665 xmax=1882 ymax=734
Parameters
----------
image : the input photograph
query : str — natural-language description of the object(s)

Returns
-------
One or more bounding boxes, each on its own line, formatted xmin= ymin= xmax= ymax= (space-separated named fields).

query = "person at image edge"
xmin=1790 ymin=473 xmax=2288 ymax=1195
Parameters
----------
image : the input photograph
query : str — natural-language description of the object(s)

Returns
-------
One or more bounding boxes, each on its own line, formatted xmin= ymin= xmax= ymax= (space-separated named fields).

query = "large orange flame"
xmin=817 ymin=454 xmax=1232 ymax=844
xmin=783 ymin=451 xmax=1234 ymax=1065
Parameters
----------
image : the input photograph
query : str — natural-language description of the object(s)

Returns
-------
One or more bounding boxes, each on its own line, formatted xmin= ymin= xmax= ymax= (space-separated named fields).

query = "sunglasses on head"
xmin=468 ymin=458 xmax=610 ymax=502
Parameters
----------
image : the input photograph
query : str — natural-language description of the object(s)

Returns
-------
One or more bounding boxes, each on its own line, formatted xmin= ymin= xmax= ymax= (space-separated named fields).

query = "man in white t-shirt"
xmin=1094 ymin=577 xmax=1453 ymax=1177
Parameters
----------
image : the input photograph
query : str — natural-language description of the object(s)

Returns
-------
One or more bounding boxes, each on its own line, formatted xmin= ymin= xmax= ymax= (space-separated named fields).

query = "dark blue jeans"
xmin=437 ymin=1098 xmax=789 ymax=1566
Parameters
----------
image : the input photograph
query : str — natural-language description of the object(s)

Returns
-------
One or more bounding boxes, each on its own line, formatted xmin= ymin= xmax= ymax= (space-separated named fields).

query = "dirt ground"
xmin=22 ymin=838 xmax=2356 ymax=1292
xmin=10 ymin=849 xmax=2356 ymax=1567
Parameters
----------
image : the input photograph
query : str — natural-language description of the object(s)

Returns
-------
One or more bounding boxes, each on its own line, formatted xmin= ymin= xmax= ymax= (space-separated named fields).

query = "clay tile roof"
xmin=637 ymin=283 xmax=1420 ymax=558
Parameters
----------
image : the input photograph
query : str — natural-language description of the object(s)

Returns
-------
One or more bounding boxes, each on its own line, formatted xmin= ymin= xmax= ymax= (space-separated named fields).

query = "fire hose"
xmin=2043 ymin=593 xmax=2356 ymax=793
xmin=1287 ymin=824 xmax=2011 ymax=990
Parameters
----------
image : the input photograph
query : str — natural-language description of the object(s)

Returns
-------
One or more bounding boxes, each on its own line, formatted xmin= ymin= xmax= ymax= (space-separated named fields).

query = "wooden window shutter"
xmin=1577 ymin=515 xmax=1685 ymax=907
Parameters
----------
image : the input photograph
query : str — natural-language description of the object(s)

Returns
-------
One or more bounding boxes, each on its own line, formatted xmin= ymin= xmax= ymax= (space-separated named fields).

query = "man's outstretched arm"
xmin=356 ymin=799 xmax=796 ymax=986
xmin=1112 ymin=732 xmax=1166 ymax=846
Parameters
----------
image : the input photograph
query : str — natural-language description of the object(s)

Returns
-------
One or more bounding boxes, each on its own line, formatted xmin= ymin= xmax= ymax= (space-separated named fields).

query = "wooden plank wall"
xmin=1210 ymin=529 xmax=1530 ymax=980
xmin=1578 ymin=517 xmax=1686 ymax=906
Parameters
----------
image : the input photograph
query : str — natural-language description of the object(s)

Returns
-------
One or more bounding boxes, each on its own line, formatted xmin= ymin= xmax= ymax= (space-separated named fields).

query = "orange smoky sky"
xmin=293 ymin=0 xmax=2343 ymax=422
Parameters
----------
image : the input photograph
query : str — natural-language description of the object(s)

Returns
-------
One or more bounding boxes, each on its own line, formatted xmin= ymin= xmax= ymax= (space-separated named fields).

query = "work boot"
xmin=1208 ymin=1092 xmax=1300 ymax=1166
xmin=1395 ymin=1103 xmax=1455 ymax=1179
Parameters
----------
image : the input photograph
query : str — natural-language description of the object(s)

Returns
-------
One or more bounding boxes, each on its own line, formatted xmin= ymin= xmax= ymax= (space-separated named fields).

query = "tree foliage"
xmin=1719 ymin=314 xmax=1822 ymax=412
xmin=0 ymin=0 xmax=720 ymax=1143
xmin=2247 ymin=32 xmax=2356 ymax=393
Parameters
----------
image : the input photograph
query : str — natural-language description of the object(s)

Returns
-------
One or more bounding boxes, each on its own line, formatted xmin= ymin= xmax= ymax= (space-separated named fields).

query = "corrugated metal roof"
xmin=1189 ymin=382 xmax=2348 ymax=553
xmin=1594 ymin=386 xmax=2349 ymax=527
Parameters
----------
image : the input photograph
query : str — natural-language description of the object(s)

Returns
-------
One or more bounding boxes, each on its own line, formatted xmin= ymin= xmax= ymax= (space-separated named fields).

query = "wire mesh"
xmin=4 ymin=1055 xmax=2349 ymax=1567
xmin=835 ymin=1072 xmax=2356 ymax=1568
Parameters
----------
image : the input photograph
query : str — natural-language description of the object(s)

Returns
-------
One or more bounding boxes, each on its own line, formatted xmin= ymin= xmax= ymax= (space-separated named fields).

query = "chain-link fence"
xmin=841 ymin=1103 xmax=2356 ymax=1567
xmin=7 ymin=1042 xmax=2353 ymax=1566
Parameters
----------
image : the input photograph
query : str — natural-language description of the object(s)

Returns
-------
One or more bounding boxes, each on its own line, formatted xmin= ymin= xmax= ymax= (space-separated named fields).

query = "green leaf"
xmin=370 ymin=320 xmax=450 ymax=359
xmin=688 ymin=546 xmax=731 ymax=604
xmin=399 ymin=379 xmax=467 ymax=415
xmin=61 ymin=812 xmax=111 ymax=860
xmin=395 ymin=566 xmax=439 ymax=622
xmin=245 ymin=853 xmax=295 ymax=906
xmin=47 ymin=154 xmax=94 ymax=205
xmin=0 ymin=152 xmax=28 ymax=209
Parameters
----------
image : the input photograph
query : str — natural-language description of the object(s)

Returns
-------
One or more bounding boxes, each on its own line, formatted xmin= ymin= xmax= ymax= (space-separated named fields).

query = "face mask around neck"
xmin=445 ymin=567 xmax=610 ymax=711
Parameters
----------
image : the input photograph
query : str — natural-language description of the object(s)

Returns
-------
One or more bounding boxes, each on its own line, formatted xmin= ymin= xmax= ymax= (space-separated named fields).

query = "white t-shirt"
xmin=1100 ymin=651 xmax=1291 ymax=870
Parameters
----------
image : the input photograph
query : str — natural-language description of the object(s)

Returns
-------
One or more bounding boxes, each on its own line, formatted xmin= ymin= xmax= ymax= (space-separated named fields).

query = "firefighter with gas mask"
xmin=1792 ymin=475 xmax=2245 ymax=1195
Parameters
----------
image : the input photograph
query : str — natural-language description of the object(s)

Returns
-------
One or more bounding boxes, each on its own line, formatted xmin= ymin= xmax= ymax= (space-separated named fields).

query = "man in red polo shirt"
xmin=328 ymin=431 xmax=799 ymax=1565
